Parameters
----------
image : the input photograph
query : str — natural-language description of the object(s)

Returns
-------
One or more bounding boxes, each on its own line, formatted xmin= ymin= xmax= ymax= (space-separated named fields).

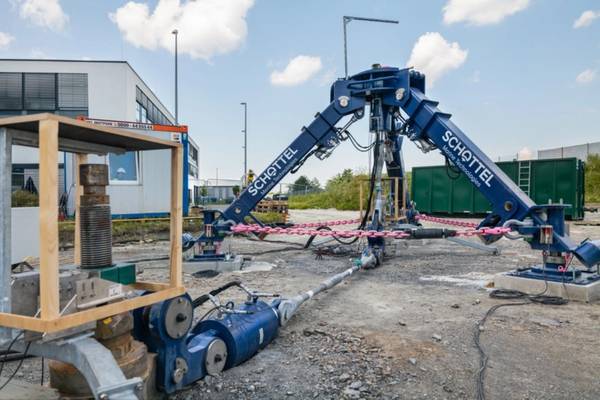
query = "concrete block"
xmin=494 ymin=272 xmax=600 ymax=302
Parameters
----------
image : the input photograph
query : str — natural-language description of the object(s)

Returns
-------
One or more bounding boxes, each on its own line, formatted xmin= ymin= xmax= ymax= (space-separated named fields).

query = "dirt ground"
xmin=3 ymin=209 xmax=600 ymax=400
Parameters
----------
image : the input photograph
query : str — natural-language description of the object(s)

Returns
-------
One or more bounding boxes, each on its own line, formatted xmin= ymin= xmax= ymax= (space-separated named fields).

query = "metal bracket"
xmin=10 ymin=334 xmax=141 ymax=400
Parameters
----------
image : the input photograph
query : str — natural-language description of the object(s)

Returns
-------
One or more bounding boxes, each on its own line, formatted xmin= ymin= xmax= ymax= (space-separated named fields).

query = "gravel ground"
xmin=3 ymin=209 xmax=600 ymax=400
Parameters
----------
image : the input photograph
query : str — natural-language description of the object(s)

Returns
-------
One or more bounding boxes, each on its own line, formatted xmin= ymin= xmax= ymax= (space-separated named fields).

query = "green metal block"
xmin=98 ymin=263 xmax=137 ymax=285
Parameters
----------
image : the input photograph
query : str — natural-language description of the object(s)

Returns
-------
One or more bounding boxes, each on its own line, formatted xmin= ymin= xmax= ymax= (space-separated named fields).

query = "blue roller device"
xmin=133 ymin=293 xmax=280 ymax=394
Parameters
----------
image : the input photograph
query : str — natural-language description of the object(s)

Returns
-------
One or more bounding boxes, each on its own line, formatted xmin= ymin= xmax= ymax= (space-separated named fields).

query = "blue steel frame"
xmin=181 ymin=132 xmax=190 ymax=217
xmin=217 ymin=66 xmax=599 ymax=275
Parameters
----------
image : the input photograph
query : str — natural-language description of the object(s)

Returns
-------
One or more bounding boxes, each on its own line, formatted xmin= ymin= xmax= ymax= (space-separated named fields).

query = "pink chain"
xmin=415 ymin=214 xmax=479 ymax=228
xmin=232 ymin=224 xmax=512 ymax=239
xmin=291 ymin=218 xmax=361 ymax=228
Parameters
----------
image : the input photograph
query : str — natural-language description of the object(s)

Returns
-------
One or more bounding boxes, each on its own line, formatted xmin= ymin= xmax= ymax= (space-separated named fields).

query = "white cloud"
xmin=270 ymin=55 xmax=323 ymax=87
xmin=443 ymin=0 xmax=529 ymax=26
xmin=573 ymin=10 xmax=600 ymax=29
xmin=110 ymin=0 xmax=254 ymax=60
xmin=406 ymin=32 xmax=468 ymax=87
xmin=14 ymin=0 xmax=69 ymax=31
xmin=576 ymin=69 xmax=596 ymax=84
xmin=0 ymin=32 xmax=15 ymax=50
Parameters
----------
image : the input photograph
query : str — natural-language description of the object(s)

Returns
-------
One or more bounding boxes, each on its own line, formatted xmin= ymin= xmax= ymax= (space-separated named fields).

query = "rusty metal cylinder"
xmin=79 ymin=164 xmax=112 ymax=269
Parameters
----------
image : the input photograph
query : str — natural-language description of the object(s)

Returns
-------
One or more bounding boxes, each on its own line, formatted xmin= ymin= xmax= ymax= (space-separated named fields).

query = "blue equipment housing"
xmin=192 ymin=300 xmax=280 ymax=369
xmin=133 ymin=294 xmax=280 ymax=394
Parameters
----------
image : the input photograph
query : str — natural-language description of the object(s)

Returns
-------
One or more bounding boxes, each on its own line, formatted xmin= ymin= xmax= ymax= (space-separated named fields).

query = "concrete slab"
xmin=183 ymin=255 xmax=244 ymax=275
xmin=494 ymin=272 xmax=600 ymax=302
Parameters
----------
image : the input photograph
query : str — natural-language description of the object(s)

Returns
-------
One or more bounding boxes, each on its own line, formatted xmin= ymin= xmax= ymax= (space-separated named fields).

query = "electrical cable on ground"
xmin=0 ymin=331 xmax=30 ymax=393
xmin=474 ymin=286 xmax=568 ymax=400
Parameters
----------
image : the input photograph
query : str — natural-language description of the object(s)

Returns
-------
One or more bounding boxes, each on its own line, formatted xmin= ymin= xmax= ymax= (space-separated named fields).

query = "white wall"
xmin=11 ymin=207 xmax=39 ymax=263
xmin=1 ymin=60 xmax=178 ymax=216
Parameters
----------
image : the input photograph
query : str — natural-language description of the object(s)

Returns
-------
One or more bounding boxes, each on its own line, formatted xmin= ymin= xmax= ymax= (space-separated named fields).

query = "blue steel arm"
xmin=390 ymin=69 xmax=599 ymax=266
xmin=221 ymin=97 xmax=365 ymax=224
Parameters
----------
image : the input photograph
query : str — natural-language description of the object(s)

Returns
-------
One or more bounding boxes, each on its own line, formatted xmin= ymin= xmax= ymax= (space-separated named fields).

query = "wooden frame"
xmin=359 ymin=177 xmax=407 ymax=222
xmin=0 ymin=114 xmax=184 ymax=333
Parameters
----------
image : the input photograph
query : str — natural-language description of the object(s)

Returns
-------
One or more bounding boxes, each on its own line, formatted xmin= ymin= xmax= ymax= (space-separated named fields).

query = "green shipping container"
xmin=411 ymin=158 xmax=585 ymax=220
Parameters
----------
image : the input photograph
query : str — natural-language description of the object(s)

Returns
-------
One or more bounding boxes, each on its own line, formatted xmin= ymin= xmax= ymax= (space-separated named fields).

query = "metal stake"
xmin=0 ymin=128 xmax=11 ymax=344
xmin=172 ymin=29 xmax=179 ymax=124
xmin=241 ymin=102 xmax=247 ymax=186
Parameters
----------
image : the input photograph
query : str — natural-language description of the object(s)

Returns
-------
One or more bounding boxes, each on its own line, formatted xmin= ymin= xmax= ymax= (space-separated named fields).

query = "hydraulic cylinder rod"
xmin=277 ymin=262 xmax=361 ymax=326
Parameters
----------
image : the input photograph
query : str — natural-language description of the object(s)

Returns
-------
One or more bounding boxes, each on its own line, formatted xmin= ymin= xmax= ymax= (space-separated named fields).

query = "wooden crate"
xmin=0 ymin=114 xmax=184 ymax=333
xmin=255 ymin=199 xmax=289 ymax=222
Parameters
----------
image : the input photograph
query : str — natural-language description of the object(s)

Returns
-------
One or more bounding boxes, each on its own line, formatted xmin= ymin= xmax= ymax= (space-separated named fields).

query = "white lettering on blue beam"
xmin=248 ymin=147 xmax=299 ymax=196
xmin=441 ymin=131 xmax=494 ymax=188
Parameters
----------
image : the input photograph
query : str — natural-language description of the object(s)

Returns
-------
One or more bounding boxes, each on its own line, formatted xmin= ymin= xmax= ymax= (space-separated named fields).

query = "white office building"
xmin=0 ymin=59 xmax=200 ymax=217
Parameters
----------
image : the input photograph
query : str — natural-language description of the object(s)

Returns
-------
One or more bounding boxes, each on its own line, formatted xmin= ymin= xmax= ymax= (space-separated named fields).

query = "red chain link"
xmin=232 ymin=223 xmax=511 ymax=239
xmin=415 ymin=214 xmax=479 ymax=228
xmin=291 ymin=218 xmax=361 ymax=228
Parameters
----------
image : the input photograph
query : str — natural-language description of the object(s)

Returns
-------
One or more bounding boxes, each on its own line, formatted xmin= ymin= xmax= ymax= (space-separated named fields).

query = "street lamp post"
xmin=240 ymin=102 xmax=247 ymax=186
xmin=172 ymin=29 xmax=179 ymax=124
xmin=342 ymin=16 xmax=398 ymax=79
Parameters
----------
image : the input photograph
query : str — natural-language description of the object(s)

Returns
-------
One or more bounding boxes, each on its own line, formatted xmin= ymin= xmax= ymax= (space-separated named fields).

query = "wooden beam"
xmin=0 ymin=286 xmax=185 ymax=333
xmin=169 ymin=146 xmax=183 ymax=288
xmin=0 ymin=113 xmax=178 ymax=150
xmin=73 ymin=153 xmax=87 ymax=266
xmin=359 ymin=182 xmax=364 ymax=220
xmin=38 ymin=119 xmax=59 ymax=321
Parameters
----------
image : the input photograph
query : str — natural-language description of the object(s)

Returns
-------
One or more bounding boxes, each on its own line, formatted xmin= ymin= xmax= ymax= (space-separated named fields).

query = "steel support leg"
xmin=12 ymin=334 xmax=141 ymax=400
xmin=0 ymin=128 xmax=12 ymax=345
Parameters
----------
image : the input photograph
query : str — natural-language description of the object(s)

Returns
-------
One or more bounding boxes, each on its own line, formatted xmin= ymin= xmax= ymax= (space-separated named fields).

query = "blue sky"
xmin=0 ymin=0 xmax=598 ymax=185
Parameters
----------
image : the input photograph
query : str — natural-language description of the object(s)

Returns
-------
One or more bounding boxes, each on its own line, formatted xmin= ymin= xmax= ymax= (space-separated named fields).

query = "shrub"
xmin=586 ymin=155 xmax=600 ymax=203
xmin=12 ymin=190 xmax=39 ymax=207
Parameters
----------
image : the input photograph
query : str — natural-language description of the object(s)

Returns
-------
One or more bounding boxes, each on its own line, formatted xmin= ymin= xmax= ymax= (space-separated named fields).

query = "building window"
xmin=108 ymin=152 xmax=139 ymax=183
xmin=135 ymin=86 xmax=171 ymax=125
xmin=0 ymin=73 xmax=22 ymax=110
xmin=58 ymin=73 xmax=88 ymax=109
xmin=24 ymin=73 xmax=56 ymax=110
xmin=0 ymin=72 xmax=88 ymax=117
xmin=189 ymin=163 xmax=198 ymax=178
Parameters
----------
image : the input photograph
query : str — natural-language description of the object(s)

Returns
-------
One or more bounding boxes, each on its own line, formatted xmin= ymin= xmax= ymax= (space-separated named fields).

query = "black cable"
xmin=245 ymin=246 xmax=305 ymax=256
xmin=475 ymin=287 xmax=568 ymax=400
xmin=303 ymin=226 xmax=358 ymax=248
xmin=0 ymin=331 xmax=23 ymax=379
xmin=40 ymin=357 xmax=44 ymax=386
xmin=0 ymin=340 xmax=30 ymax=392
xmin=445 ymin=156 xmax=461 ymax=180
xmin=192 ymin=281 xmax=243 ymax=309
xmin=198 ymin=306 xmax=219 ymax=322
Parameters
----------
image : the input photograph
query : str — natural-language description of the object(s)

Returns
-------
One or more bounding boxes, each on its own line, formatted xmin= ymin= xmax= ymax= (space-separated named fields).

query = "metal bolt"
xmin=135 ymin=383 xmax=144 ymax=392
xmin=338 ymin=96 xmax=349 ymax=108
xmin=99 ymin=394 xmax=109 ymax=400
xmin=395 ymin=88 xmax=405 ymax=101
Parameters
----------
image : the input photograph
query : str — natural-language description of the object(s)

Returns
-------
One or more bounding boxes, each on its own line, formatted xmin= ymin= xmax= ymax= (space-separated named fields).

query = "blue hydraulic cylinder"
xmin=192 ymin=300 xmax=279 ymax=369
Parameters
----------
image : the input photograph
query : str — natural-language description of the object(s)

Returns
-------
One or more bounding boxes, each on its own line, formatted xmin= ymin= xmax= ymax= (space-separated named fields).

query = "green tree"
xmin=291 ymin=175 xmax=315 ymax=194
xmin=232 ymin=185 xmax=241 ymax=197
